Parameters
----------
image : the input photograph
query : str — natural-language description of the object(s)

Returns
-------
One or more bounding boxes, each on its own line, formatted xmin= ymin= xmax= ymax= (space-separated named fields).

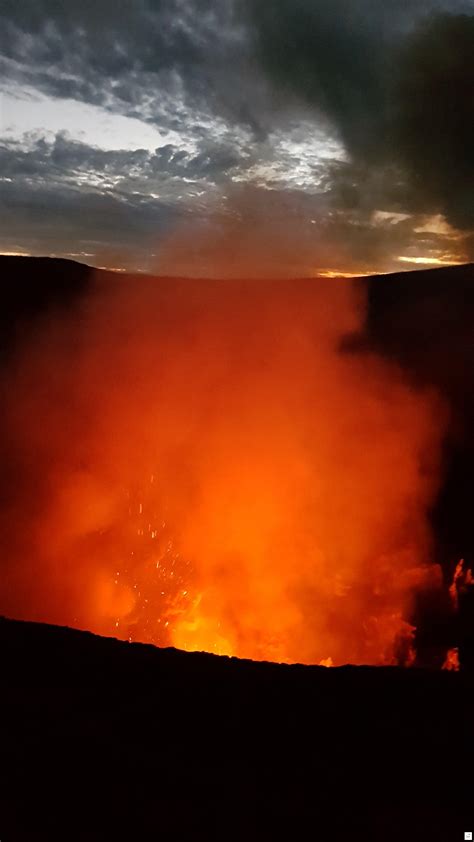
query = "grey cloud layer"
xmin=1 ymin=0 xmax=473 ymax=271
xmin=1 ymin=132 xmax=465 ymax=275
xmin=0 ymin=0 xmax=265 ymax=135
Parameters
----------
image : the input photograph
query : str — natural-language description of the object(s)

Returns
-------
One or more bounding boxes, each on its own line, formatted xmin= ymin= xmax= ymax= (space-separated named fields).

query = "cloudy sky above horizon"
xmin=1 ymin=0 xmax=473 ymax=277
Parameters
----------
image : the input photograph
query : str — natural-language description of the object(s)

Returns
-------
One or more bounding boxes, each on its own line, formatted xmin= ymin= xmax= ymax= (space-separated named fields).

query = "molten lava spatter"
xmin=442 ymin=648 xmax=460 ymax=671
xmin=0 ymin=275 xmax=446 ymax=665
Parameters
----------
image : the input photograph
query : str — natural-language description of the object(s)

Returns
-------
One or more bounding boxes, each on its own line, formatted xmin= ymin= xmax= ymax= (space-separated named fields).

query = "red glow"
xmin=442 ymin=648 xmax=460 ymax=671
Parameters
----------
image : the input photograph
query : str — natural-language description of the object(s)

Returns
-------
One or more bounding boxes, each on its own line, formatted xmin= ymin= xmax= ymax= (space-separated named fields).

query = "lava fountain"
xmin=0 ymin=273 xmax=446 ymax=665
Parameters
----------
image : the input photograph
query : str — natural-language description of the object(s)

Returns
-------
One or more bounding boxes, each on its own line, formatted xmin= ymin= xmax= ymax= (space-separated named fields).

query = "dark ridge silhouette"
xmin=0 ymin=256 xmax=93 ymax=355
xmin=0 ymin=615 xmax=473 ymax=841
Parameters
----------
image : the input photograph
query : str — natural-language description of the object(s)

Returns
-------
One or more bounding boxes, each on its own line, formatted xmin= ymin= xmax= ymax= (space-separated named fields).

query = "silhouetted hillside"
xmin=0 ymin=616 xmax=473 ymax=841
xmin=0 ymin=256 xmax=92 ymax=354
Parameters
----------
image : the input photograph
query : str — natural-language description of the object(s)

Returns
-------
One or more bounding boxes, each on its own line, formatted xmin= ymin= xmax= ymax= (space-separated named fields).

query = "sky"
xmin=1 ymin=0 xmax=473 ymax=277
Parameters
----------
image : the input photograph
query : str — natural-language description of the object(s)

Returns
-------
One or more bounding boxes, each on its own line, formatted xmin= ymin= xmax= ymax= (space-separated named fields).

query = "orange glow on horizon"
xmin=397 ymin=256 xmax=465 ymax=267
xmin=317 ymin=269 xmax=387 ymax=279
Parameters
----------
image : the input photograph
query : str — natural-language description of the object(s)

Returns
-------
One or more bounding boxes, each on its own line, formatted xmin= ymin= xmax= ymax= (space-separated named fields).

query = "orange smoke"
xmin=0 ymin=273 xmax=446 ymax=664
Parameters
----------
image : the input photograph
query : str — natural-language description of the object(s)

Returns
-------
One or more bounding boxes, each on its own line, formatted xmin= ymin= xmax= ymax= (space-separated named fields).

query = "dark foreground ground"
xmin=1 ymin=616 xmax=473 ymax=842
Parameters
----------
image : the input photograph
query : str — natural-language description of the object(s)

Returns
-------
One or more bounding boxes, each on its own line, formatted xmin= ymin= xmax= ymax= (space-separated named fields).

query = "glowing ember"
xmin=0 ymin=275 xmax=447 ymax=665
xmin=319 ymin=658 xmax=334 ymax=668
xmin=442 ymin=648 xmax=460 ymax=672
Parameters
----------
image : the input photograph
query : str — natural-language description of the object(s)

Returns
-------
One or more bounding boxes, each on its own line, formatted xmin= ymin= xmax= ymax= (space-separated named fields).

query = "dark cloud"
xmin=247 ymin=0 xmax=391 ymax=157
xmin=394 ymin=14 xmax=474 ymax=229
xmin=247 ymin=2 xmax=474 ymax=226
